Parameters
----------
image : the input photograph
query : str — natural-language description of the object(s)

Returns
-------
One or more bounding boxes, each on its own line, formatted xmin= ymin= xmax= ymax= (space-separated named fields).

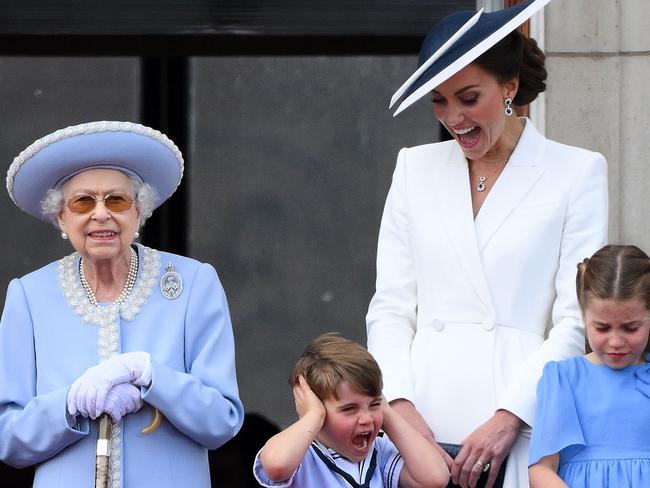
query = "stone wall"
xmin=545 ymin=0 xmax=650 ymax=248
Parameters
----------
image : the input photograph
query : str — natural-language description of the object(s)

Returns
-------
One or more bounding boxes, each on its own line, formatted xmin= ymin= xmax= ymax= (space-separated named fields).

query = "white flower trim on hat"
xmin=6 ymin=120 xmax=185 ymax=205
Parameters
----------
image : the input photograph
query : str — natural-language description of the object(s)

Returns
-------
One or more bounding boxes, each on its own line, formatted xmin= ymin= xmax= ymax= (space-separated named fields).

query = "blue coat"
xmin=0 ymin=244 xmax=244 ymax=487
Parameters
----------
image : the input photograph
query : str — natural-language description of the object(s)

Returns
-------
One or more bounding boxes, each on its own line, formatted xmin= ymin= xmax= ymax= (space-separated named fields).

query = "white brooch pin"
xmin=160 ymin=262 xmax=183 ymax=300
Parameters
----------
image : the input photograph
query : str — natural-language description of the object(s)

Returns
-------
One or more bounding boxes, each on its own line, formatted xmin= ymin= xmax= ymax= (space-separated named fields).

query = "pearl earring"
xmin=61 ymin=232 xmax=68 ymax=240
xmin=504 ymin=98 xmax=513 ymax=117
xmin=134 ymin=231 xmax=140 ymax=239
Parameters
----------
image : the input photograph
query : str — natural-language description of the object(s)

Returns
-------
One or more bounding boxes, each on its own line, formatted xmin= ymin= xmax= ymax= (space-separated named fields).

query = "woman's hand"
xmin=451 ymin=409 xmax=523 ymax=488
xmin=390 ymin=398 xmax=454 ymax=468
xmin=67 ymin=352 xmax=151 ymax=419
xmin=103 ymin=383 xmax=144 ymax=423
xmin=293 ymin=375 xmax=326 ymax=422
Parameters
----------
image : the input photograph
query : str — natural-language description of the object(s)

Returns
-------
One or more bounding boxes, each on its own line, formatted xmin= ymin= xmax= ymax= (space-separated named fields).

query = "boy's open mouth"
xmin=352 ymin=432 xmax=371 ymax=450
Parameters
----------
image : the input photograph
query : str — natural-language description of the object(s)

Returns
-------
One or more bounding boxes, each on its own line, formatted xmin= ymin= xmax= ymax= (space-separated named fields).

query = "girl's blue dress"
xmin=529 ymin=354 xmax=650 ymax=487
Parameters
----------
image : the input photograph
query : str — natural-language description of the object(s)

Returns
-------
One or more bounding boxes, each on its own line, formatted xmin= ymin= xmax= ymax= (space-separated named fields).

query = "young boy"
xmin=254 ymin=333 xmax=450 ymax=487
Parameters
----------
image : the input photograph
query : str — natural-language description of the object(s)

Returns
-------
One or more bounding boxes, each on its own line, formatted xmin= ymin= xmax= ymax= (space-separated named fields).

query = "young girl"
xmin=528 ymin=244 xmax=650 ymax=487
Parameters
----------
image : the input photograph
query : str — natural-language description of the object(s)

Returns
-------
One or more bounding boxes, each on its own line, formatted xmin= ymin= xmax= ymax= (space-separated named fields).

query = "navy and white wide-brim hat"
xmin=390 ymin=0 xmax=552 ymax=116
xmin=6 ymin=121 xmax=184 ymax=221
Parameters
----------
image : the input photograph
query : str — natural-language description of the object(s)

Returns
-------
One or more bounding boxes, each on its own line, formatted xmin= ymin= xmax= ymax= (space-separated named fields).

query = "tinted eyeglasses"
xmin=66 ymin=193 xmax=134 ymax=214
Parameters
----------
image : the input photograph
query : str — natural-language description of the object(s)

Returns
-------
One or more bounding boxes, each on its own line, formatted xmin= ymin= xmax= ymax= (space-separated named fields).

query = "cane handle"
xmin=142 ymin=407 xmax=162 ymax=434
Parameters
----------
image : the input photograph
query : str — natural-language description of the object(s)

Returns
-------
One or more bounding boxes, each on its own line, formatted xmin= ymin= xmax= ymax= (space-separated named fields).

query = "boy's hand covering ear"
xmin=293 ymin=375 xmax=326 ymax=420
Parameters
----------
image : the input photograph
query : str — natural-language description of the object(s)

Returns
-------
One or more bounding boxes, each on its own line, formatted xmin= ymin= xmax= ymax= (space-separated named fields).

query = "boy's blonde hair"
xmin=290 ymin=333 xmax=382 ymax=401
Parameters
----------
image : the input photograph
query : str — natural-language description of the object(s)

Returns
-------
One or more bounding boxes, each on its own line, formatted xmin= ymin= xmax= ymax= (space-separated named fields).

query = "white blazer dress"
xmin=367 ymin=119 xmax=608 ymax=487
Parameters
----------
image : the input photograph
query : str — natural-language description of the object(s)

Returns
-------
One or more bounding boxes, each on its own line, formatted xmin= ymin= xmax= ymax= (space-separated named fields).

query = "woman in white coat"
xmin=366 ymin=1 xmax=608 ymax=487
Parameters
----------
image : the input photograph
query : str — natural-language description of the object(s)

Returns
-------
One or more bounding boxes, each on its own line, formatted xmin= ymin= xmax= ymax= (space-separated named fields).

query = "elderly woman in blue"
xmin=0 ymin=121 xmax=244 ymax=487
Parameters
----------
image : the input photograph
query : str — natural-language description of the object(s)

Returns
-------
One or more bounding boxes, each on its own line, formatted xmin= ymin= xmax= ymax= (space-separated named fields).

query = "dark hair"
xmin=474 ymin=30 xmax=547 ymax=105
xmin=290 ymin=333 xmax=382 ymax=401
xmin=577 ymin=245 xmax=650 ymax=352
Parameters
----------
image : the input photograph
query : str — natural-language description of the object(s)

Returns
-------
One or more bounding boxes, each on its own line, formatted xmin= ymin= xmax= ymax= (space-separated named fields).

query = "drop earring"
xmin=504 ymin=98 xmax=513 ymax=117
xmin=61 ymin=232 xmax=68 ymax=240
xmin=134 ymin=231 xmax=140 ymax=239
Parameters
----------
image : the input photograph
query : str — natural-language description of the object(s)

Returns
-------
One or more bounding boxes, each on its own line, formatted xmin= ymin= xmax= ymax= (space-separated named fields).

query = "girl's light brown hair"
xmin=290 ymin=333 xmax=382 ymax=401
xmin=577 ymin=244 xmax=650 ymax=352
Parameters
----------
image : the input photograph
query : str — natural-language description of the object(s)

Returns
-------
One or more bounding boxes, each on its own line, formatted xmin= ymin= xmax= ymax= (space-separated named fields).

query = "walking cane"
xmin=94 ymin=406 xmax=161 ymax=488
xmin=95 ymin=413 xmax=113 ymax=488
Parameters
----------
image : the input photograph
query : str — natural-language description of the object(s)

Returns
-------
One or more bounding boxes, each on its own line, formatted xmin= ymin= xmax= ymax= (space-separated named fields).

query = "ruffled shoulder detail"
xmin=529 ymin=359 xmax=586 ymax=466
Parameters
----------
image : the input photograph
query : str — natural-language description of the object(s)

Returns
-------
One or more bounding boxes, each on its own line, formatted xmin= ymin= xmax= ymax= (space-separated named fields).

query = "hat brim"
xmin=390 ymin=8 xmax=484 ymax=109
xmin=6 ymin=121 xmax=184 ymax=221
xmin=391 ymin=0 xmax=551 ymax=116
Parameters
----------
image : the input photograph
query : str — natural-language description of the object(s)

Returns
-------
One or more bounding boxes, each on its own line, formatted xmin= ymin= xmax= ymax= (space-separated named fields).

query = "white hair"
xmin=40 ymin=174 xmax=159 ymax=228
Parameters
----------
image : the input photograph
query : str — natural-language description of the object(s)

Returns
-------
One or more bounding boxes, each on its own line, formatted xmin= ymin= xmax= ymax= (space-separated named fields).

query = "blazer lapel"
xmin=475 ymin=120 xmax=546 ymax=251
xmin=431 ymin=143 xmax=493 ymax=311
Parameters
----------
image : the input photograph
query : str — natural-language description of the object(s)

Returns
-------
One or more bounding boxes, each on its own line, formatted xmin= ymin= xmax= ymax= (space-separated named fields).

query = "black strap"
xmin=311 ymin=444 xmax=378 ymax=488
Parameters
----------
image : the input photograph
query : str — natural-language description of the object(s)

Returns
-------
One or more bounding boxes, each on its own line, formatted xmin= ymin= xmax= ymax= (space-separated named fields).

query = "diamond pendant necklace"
xmin=79 ymin=247 xmax=138 ymax=306
xmin=471 ymin=157 xmax=508 ymax=192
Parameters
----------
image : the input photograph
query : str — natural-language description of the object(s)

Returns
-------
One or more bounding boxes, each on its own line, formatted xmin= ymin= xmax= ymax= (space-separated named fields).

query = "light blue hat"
xmin=6 ymin=121 xmax=184 ymax=221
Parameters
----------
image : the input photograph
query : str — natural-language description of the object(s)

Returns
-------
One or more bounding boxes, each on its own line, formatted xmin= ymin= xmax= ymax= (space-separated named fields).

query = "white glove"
xmin=103 ymin=383 xmax=144 ymax=423
xmin=67 ymin=352 xmax=151 ymax=419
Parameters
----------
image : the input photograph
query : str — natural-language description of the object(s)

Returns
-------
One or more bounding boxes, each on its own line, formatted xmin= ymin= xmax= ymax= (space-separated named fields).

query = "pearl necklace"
xmin=79 ymin=247 xmax=138 ymax=306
